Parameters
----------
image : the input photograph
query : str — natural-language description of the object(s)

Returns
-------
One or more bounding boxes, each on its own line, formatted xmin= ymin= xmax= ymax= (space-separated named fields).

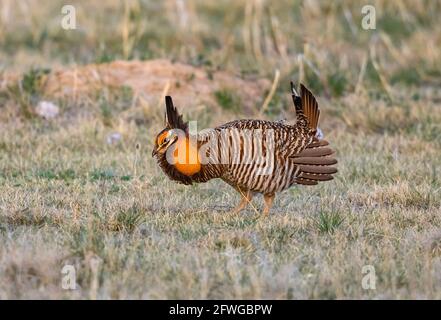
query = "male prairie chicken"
xmin=152 ymin=82 xmax=337 ymax=215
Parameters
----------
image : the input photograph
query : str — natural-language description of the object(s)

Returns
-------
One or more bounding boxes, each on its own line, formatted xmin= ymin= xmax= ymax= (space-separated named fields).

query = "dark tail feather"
xmin=165 ymin=96 xmax=188 ymax=131
xmin=290 ymin=81 xmax=303 ymax=113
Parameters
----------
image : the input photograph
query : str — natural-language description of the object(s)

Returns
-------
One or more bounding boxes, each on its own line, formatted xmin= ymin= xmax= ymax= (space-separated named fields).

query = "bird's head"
xmin=152 ymin=128 xmax=179 ymax=157
xmin=152 ymin=96 xmax=188 ymax=158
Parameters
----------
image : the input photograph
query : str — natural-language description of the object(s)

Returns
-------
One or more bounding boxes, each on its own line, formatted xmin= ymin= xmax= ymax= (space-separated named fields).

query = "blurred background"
xmin=1 ymin=0 xmax=440 ymax=111
xmin=0 ymin=0 xmax=441 ymax=299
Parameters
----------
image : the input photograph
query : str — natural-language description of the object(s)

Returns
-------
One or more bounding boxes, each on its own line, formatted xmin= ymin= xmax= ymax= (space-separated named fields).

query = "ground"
xmin=0 ymin=0 xmax=440 ymax=299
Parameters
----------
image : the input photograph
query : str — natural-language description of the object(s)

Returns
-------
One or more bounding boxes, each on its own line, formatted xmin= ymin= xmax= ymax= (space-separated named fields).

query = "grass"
xmin=314 ymin=210 xmax=345 ymax=235
xmin=214 ymin=88 xmax=241 ymax=111
xmin=0 ymin=0 xmax=441 ymax=299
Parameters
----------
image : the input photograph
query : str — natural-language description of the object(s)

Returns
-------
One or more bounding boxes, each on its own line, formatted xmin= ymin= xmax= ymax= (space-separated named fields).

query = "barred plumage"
xmin=152 ymin=82 xmax=337 ymax=215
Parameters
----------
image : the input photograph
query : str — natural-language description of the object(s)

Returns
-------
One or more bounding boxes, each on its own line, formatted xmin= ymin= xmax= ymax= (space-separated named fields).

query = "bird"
xmin=152 ymin=82 xmax=337 ymax=215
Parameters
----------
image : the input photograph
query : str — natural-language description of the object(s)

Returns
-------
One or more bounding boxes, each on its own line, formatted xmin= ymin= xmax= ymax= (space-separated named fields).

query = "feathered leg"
xmin=231 ymin=189 xmax=254 ymax=214
xmin=262 ymin=193 xmax=275 ymax=216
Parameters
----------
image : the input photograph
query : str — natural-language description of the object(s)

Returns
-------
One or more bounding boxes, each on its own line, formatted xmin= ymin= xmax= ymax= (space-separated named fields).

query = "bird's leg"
xmin=262 ymin=193 xmax=275 ymax=216
xmin=231 ymin=189 xmax=253 ymax=214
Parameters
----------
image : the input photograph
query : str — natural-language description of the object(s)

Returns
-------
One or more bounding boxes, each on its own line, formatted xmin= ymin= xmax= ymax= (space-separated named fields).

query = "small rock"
xmin=316 ymin=127 xmax=324 ymax=139
xmin=35 ymin=101 xmax=59 ymax=119
xmin=106 ymin=132 xmax=122 ymax=145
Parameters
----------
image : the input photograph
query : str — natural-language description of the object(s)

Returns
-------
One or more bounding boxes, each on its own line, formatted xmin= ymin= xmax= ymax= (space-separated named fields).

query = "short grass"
xmin=1 ymin=0 xmax=441 ymax=299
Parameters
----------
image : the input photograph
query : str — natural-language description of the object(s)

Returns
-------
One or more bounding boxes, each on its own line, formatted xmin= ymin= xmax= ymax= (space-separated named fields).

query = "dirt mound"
xmin=39 ymin=59 xmax=269 ymax=113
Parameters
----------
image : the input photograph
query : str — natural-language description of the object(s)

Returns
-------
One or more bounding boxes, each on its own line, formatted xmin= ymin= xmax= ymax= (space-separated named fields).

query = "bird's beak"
xmin=152 ymin=148 xmax=158 ymax=157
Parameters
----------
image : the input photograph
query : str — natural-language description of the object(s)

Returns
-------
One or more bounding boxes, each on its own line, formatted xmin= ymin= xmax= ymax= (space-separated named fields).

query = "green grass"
xmin=0 ymin=0 xmax=441 ymax=299
xmin=214 ymin=88 xmax=241 ymax=112
xmin=314 ymin=210 xmax=345 ymax=235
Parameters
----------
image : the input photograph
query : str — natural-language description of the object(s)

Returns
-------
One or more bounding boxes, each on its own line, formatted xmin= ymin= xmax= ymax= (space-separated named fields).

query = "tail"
xmin=290 ymin=82 xmax=320 ymax=132
xmin=290 ymin=82 xmax=337 ymax=185
xmin=292 ymin=138 xmax=338 ymax=185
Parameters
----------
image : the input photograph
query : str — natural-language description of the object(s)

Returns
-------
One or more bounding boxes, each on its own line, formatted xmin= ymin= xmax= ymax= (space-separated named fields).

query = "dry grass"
xmin=0 ymin=0 xmax=441 ymax=299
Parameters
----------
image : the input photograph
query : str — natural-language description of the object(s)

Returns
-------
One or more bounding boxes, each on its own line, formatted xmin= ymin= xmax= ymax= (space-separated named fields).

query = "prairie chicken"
xmin=152 ymin=82 xmax=337 ymax=215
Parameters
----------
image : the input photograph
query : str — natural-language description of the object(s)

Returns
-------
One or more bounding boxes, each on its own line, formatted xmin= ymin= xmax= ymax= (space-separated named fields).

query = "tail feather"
xmin=308 ymin=139 xmax=329 ymax=148
xmin=295 ymin=178 xmax=318 ymax=185
xmin=292 ymin=156 xmax=337 ymax=166
xmin=300 ymin=83 xmax=320 ymax=131
xmin=297 ymin=164 xmax=338 ymax=175
xmin=290 ymin=81 xmax=303 ymax=112
xmin=291 ymin=82 xmax=320 ymax=131
xmin=292 ymin=137 xmax=338 ymax=186
xmin=298 ymin=172 xmax=334 ymax=181
xmin=295 ymin=147 xmax=334 ymax=158
xmin=290 ymin=82 xmax=337 ymax=185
